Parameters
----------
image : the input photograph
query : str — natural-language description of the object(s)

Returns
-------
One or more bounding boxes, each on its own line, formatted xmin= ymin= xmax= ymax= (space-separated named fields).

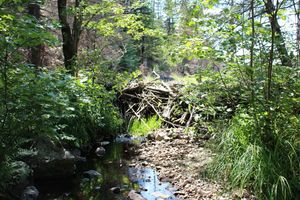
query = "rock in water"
xmin=21 ymin=186 xmax=39 ymax=200
xmin=100 ymin=141 xmax=110 ymax=146
xmin=83 ymin=170 xmax=101 ymax=179
xmin=110 ymin=187 xmax=121 ymax=194
xmin=95 ymin=147 xmax=106 ymax=157
xmin=151 ymin=191 xmax=171 ymax=199
xmin=128 ymin=190 xmax=146 ymax=200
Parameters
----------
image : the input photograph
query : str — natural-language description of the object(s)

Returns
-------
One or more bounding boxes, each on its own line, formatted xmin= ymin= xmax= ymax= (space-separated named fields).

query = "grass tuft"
xmin=209 ymin=111 xmax=300 ymax=200
xmin=129 ymin=115 xmax=162 ymax=136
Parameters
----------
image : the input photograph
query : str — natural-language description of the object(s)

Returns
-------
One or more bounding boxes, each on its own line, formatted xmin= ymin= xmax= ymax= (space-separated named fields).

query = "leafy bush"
xmin=0 ymin=65 xmax=123 ymax=153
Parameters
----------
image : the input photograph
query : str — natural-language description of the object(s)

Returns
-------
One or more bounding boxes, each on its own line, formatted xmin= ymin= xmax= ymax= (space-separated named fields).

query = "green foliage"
xmin=210 ymin=109 xmax=300 ymax=200
xmin=129 ymin=115 xmax=162 ymax=136
xmin=0 ymin=66 xmax=122 ymax=146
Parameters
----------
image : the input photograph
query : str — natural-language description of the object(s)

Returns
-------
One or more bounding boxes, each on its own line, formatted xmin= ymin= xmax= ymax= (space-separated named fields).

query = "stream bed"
xmin=33 ymin=136 xmax=178 ymax=200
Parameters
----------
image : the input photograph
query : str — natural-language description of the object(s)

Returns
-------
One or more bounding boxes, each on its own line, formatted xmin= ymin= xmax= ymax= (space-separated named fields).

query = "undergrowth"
xmin=209 ymin=110 xmax=300 ymax=200
xmin=129 ymin=115 xmax=162 ymax=136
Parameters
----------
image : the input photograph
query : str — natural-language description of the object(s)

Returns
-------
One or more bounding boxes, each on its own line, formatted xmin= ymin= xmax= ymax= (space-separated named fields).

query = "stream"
xmin=33 ymin=135 xmax=178 ymax=200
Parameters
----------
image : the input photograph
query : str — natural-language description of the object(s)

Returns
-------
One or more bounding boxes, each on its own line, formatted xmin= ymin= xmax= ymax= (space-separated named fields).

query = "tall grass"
xmin=129 ymin=115 xmax=162 ymax=136
xmin=210 ymin=111 xmax=300 ymax=200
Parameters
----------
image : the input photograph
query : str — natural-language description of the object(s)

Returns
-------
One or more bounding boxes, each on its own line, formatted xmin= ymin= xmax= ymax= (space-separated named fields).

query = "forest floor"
xmin=128 ymin=128 xmax=254 ymax=200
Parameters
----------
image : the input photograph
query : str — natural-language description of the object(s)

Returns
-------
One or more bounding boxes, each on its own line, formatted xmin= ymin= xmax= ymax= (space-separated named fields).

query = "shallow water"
xmin=34 ymin=136 xmax=178 ymax=200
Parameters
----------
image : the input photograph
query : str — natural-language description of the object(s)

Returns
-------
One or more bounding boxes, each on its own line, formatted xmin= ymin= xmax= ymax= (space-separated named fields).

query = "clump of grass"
xmin=129 ymin=115 xmax=162 ymax=136
xmin=209 ymin=111 xmax=300 ymax=200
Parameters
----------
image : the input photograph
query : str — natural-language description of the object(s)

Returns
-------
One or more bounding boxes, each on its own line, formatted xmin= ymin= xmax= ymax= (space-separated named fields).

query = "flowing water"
xmin=34 ymin=136 xmax=178 ymax=200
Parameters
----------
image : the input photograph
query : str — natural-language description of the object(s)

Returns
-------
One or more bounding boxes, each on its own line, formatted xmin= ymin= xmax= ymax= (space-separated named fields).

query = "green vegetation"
xmin=0 ymin=0 xmax=299 ymax=199
xmin=129 ymin=115 xmax=162 ymax=136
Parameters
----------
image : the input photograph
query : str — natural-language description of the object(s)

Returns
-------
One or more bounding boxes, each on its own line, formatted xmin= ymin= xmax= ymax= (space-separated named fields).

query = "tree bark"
xmin=250 ymin=0 xmax=255 ymax=103
xmin=28 ymin=3 xmax=42 ymax=68
xmin=264 ymin=0 xmax=292 ymax=67
xmin=57 ymin=0 xmax=82 ymax=75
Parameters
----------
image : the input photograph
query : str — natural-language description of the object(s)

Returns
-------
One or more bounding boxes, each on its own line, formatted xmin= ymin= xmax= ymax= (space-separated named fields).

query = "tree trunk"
xmin=28 ymin=3 xmax=42 ymax=68
xmin=57 ymin=0 xmax=82 ymax=75
xmin=264 ymin=0 xmax=292 ymax=67
xmin=250 ymin=0 xmax=255 ymax=103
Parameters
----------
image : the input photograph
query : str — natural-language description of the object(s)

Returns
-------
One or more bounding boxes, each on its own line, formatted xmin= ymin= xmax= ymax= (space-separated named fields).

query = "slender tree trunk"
xmin=57 ymin=0 xmax=82 ymax=75
xmin=264 ymin=0 xmax=292 ymax=67
xmin=263 ymin=6 xmax=277 ymax=149
xmin=250 ymin=0 xmax=255 ymax=103
xmin=297 ymin=0 xmax=300 ymax=66
xmin=28 ymin=3 xmax=42 ymax=68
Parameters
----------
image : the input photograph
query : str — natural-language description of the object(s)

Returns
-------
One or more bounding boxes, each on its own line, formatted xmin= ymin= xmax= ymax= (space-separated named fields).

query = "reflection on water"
xmin=129 ymin=167 xmax=179 ymax=200
xmin=35 ymin=137 xmax=177 ymax=200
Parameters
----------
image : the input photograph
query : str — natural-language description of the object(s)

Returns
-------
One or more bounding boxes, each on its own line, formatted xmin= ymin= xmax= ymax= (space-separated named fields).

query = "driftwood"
xmin=118 ymin=78 xmax=195 ymax=128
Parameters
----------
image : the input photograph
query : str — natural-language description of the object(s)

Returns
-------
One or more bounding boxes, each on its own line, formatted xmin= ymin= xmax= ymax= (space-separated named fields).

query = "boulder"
xmin=128 ymin=190 xmax=146 ymax=200
xmin=21 ymin=138 xmax=76 ymax=179
xmin=21 ymin=186 xmax=39 ymax=200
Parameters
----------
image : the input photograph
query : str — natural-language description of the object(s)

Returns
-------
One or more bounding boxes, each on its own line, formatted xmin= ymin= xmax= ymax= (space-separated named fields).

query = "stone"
xmin=100 ymin=141 xmax=110 ymax=146
xmin=21 ymin=186 xmax=39 ymax=200
xmin=94 ymin=186 xmax=101 ymax=192
xmin=95 ymin=147 xmax=106 ymax=157
xmin=128 ymin=190 xmax=146 ymax=200
xmin=83 ymin=170 xmax=101 ymax=179
xmin=71 ymin=149 xmax=86 ymax=162
xmin=174 ymin=191 xmax=185 ymax=195
xmin=155 ymin=132 xmax=165 ymax=141
xmin=110 ymin=187 xmax=121 ymax=194
xmin=151 ymin=191 xmax=171 ymax=199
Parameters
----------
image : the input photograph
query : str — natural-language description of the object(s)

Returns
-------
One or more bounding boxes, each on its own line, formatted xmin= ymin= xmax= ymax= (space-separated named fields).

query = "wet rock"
xmin=174 ymin=191 xmax=185 ymax=195
xmin=147 ymin=134 xmax=154 ymax=140
xmin=71 ymin=149 xmax=87 ymax=162
xmin=128 ymin=190 xmax=146 ymax=200
xmin=83 ymin=170 xmax=101 ymax=179
xmin=110 ymin=187 xmax=121 ymax=194
xmin=21 ymin=186 xmax=39 ymax=200
xmin=95 ymin=147 xmax=106 ymax=157
xmin=94 ymin=186 xmax=101 ymax=192
xmin=100 ymin=141 xmax=110 ymax=146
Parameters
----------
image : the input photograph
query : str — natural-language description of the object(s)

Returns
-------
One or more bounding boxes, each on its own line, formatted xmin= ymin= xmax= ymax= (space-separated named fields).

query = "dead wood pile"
xmin=118 ymin=80 xmax=196 ymax=128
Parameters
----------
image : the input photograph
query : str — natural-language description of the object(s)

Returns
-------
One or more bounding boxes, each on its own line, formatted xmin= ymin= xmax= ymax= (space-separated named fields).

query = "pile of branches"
xmin=118 ymin=79 xmax=196 ymax=128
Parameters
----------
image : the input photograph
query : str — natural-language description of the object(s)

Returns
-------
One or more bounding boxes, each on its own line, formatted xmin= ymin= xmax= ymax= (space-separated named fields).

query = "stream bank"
xmin=130 ymin=128 xmax=225 ymax=200
xmin=7 ymin=134 xmax=179 ymax=200
xmin=130 ymin=128 xmax=255 ymax=200
xmin=6 ymin=129 xmax=255 ymax=200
